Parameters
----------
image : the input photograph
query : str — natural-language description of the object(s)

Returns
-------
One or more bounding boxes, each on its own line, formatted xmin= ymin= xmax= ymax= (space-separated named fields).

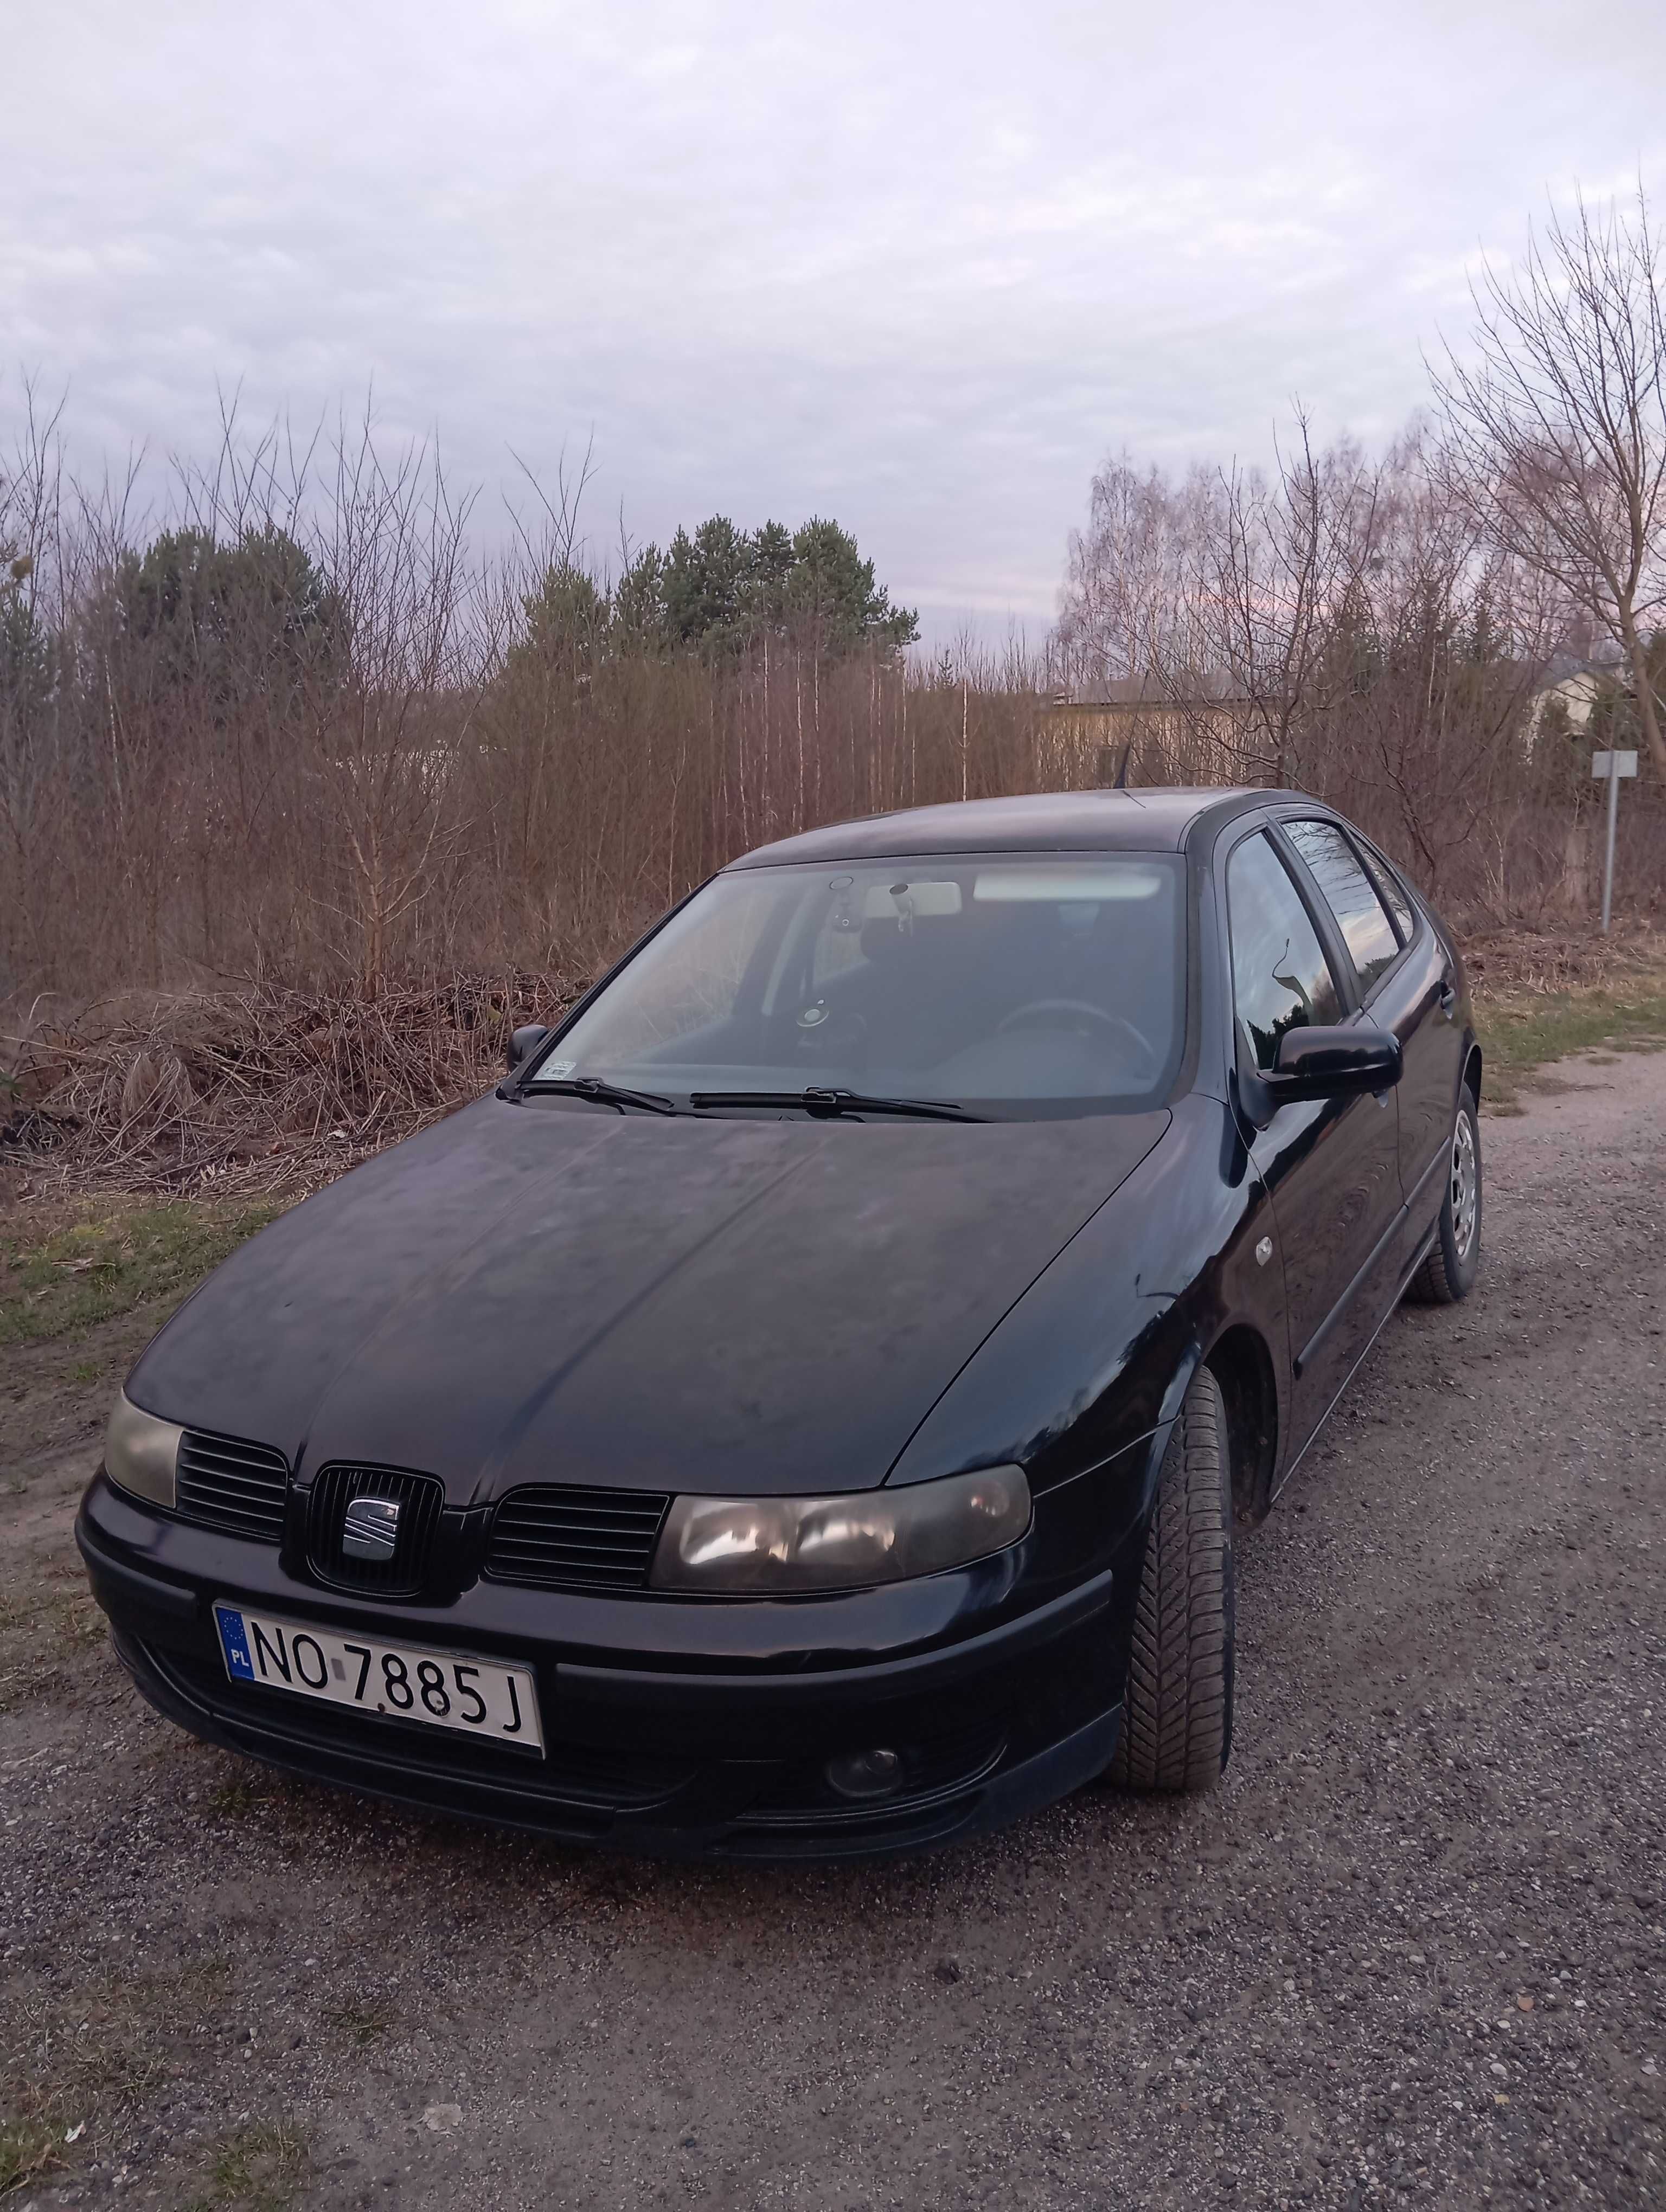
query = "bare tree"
xmin=1054 ymin=417 xmax=1384 ymax=786
xmin=1433 ymin=185 xmax=1666 ymax=782
xmin=1055 ymin=452 xmax=1218 ymax=689
xmin=1205 ymin=419 xmax=1380 ymax=786
xmin=1299 ymin=428 xmax=1553 ymax=897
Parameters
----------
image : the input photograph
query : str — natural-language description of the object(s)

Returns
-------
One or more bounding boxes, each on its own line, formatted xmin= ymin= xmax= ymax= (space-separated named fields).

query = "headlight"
xmin=649 ymin=1464 xmax=1031 ymax=1594
xmin=104 ymin=1391 xmax=183 ymax=1508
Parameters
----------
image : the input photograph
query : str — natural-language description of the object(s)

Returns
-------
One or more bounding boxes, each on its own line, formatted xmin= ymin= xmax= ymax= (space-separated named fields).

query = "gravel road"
xmin=3 ymin=1050 xmax=1664 ymax=2211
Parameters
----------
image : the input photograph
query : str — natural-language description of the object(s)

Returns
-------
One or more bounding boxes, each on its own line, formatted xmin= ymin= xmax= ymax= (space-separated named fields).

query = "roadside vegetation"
xmin=0 ymin=182 xmax=1663 ymax=1226
xmin=5 ymin=190 xmax=1666 ymax=1206
xmin=0 ymin=1198 xmax=281 ymax=1347
xmin=0 ymin=1567 xmax=102 ymax=1711
xmin=187 ymin=2119 xmax=312 ymax=2212
xmin=0 ymin=1950 xmax=309 ymax=2210
xmin=1464 ymin=925 xmax=1666 ymax=1107
xmin=0 ymin=2112 xmax=57 ymax=2195
xmin=3 ymin=196 xmax=1665 ymax=1023
xmin=1478 ymin=978 xmax=1666 ymax=1107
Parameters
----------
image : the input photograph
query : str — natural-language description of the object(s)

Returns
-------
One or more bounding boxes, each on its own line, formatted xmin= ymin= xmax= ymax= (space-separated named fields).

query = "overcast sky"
xmin=7 ymin=1 xmax=1666 ymax=643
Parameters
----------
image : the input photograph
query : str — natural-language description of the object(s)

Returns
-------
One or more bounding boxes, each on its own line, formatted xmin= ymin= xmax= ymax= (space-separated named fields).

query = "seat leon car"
xmin=79 ymin=788 xmax=1482 ymax=1859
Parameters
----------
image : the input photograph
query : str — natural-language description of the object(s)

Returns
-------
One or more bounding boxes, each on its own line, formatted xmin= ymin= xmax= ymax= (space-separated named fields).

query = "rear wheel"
xmin=1107 ymin=1365 xmax=1234 ymax=1792
xmin=1406 ymin=1083 xmax=1481 ymax=1305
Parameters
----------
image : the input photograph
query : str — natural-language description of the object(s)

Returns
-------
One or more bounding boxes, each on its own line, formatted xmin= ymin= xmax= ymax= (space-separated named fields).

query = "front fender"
xmin=886 ymin=1094 xmax=1286 ymax=1502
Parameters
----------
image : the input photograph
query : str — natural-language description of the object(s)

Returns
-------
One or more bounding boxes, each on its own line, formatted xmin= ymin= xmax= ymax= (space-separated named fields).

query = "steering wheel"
xmin=996 ymin=999 xmax=1160 ymax=1081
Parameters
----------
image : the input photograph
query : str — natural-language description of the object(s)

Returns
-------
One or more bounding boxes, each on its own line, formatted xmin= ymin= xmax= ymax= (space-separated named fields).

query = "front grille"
xmin=175 ymin=1429 xmax=290 ymax=1542
xmin=483 ymin=1484 xmax=671 ymax=1593
xmin=307 ymin=1463 xmax=445 ymax=1594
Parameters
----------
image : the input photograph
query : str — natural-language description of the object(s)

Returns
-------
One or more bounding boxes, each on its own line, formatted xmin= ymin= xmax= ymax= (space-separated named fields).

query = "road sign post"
xmin=1591 ymin=749 xmax=1638 ymax=934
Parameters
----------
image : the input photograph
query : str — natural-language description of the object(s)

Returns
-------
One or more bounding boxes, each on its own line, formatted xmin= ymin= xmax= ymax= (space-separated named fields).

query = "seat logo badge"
xmin=1255 ymin=1235 xmax=1274 ymax=1267
xmin=342 ymin=1495 xmax=400 ymax=1562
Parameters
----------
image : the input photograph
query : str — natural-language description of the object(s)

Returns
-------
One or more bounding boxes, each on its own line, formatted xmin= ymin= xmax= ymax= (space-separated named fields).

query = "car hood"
xmin=128 ymin=1096 xmax=1169 ymax=1501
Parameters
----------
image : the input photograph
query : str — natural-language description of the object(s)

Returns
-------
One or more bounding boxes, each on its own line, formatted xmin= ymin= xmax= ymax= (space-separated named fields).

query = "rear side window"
xmin=1226 ymin=832 xmax=1343 ymax=1073
xmin=1357 ymin=843 xmax=1417 ymax=941
xmin=1283 ymin=819 xmax=1401 ymax=993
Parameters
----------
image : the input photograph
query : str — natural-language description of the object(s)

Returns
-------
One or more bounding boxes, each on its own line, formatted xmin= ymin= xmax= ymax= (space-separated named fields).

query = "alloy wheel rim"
xmin=1450 ymin=1113 xmax=1478 ymax=1260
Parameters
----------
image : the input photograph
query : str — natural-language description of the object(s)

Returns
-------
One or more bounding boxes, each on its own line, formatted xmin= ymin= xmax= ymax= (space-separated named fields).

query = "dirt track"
xmin=3 ymin=1051 xmax=1664 ymax=2210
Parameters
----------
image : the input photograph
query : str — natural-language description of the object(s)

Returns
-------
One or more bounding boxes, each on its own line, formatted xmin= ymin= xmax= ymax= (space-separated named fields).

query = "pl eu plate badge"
xmin=216 ymin=1604 xmax=256 ymax=1680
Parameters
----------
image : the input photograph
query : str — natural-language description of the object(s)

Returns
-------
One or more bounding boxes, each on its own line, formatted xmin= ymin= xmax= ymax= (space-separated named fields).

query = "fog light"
xmin=825 ymin=1747 xmax=904 ymax=1801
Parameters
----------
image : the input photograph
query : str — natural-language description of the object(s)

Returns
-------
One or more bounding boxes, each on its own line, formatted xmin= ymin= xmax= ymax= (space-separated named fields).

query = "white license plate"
xmin=213 ymin=1603 xmax=544 ymax=1754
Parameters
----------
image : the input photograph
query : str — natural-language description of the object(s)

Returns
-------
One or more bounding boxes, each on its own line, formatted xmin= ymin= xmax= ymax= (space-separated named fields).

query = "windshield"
xmin=530 ymin=853 xmax=1186 ymax=1115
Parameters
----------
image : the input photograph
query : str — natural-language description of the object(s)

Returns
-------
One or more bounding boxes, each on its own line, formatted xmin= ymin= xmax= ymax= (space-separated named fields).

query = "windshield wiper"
xmin=530 ymin=1076 xmax=679 ymax=1116
xmin=688 ymin=1086 xmax=985 ymax=1123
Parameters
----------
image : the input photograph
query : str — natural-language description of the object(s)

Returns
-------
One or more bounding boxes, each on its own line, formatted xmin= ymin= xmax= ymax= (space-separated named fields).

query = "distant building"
xmin=1037 ymin=674 xmax=1262 ymax=788
xmin=1523 ymin=667 xmax=1603 ymax=756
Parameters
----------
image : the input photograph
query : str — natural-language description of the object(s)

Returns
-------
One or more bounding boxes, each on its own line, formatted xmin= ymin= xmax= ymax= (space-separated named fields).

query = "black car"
xmin=78 ymin=788 xmax=1482 ymax=1859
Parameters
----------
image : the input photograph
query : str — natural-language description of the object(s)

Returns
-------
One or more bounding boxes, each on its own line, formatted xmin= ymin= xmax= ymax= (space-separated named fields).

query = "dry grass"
xmin=2 ymin=970 xmax=581 ymax=1195
xmin=0 ymin=2112 xmax=59 ymax=2194
xmin=1475 ymin=982 xmax=1666 ymax=1106
xmin=1463 ymin=922 xmax=1666 ymax=1106
xmin=0 ymin=1960 xmax=235 ymax=2195
xmin=1462 ymin=921 xmax=1666 ymax=995
xmin=0 ymin=1966 xmax=307 ymax=2211
xmin=0 ymin=1570 xmax=107 ymax=1714
xmin=322 ymin=1998 xmax=396 ymax=2048
xmin=187 ymin=2119 xmax=312 ymax=2212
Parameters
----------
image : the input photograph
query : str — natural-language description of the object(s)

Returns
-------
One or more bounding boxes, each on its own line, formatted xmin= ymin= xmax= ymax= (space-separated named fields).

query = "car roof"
xmin=726 ymin=787 xmax=1285 ymax=866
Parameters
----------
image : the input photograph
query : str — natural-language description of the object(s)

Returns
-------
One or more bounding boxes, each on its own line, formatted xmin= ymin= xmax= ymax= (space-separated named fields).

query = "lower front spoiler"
xmin=80 ymin=1466 xmax=1133 ymax=1861
xmin=111 ymin=1628 xmax=1122 ymax=1862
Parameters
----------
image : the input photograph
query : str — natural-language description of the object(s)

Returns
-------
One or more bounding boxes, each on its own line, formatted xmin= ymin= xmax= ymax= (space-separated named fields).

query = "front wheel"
xmin=1106 ymin=1365 xmax=1234 ymax=1793
xmin=1406 ymin=1083 xmax=1481 ymax=1305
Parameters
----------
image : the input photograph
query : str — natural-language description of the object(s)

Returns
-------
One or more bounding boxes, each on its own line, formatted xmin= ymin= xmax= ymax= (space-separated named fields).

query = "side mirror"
xmin=505 ymin=1023 xmax=550 ymax=1072
xmin=1265 ymin=1024 xmax=1401 ymax=1105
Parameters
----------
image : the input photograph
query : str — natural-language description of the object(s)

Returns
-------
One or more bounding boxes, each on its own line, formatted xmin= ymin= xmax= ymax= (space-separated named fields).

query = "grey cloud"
xmin=6 ymin=0 xmax=1666 ymax=641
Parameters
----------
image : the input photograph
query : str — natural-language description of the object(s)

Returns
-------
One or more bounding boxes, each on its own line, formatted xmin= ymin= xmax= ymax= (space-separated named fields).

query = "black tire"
xmin=1406 ymin=1083 xmax=1482 ymax=1306
xmin=1107 ymin=1365 xmax=1235 ymax=1792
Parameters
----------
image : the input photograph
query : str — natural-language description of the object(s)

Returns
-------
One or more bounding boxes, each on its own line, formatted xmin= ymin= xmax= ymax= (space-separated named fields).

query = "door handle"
xmin=1438 ymin=978 xmax=1457 ymax=1017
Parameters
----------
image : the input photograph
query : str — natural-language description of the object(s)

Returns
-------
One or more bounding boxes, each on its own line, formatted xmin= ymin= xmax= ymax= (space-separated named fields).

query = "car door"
xmin=1223 ymin=826 xmax=1402 ymax=1458
xmin=1356 ymin=836 xmax=1465 ymax=1220
xmin=1280 ymin=816 xmax=1462 ymax=1223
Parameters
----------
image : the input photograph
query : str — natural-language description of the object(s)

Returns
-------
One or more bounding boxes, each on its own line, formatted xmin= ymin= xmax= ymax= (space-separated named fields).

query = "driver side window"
xmin=1227 ymin=832 xmax=1343 ymax=1073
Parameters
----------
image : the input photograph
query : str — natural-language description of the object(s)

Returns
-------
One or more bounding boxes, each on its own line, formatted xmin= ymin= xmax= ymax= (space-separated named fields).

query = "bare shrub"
xmin=2 ymin=974 xmax=583 ymax=1191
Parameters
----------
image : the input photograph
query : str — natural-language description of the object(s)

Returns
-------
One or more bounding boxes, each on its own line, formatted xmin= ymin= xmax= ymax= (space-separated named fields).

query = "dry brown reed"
xmin=1 ymin=973 xmax=584 ymax=1193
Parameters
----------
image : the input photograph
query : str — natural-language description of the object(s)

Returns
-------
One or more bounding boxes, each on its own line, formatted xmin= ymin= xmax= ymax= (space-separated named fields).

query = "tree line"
xmin=1 ymin=183 xmax=1663 ymax=1003
xmin=1056 ymin=187 xmax=1666 ymax=809
xmin=1 ymin=501 xmax=913 ymax=727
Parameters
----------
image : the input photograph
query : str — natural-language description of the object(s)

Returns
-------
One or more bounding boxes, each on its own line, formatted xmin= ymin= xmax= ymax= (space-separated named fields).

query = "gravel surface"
xmin=2 ymin=1050 xmax=1663 ymax=2210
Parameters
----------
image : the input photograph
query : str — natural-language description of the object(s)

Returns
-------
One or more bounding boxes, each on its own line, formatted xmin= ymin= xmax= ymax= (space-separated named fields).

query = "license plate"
xmin=213 ymin=1603 xmax=544 ymax=1754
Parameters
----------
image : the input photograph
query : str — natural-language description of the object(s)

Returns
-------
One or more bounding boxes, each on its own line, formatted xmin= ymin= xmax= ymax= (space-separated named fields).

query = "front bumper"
xmin=78 ymin=1473 xmax=1131 ymax=1860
